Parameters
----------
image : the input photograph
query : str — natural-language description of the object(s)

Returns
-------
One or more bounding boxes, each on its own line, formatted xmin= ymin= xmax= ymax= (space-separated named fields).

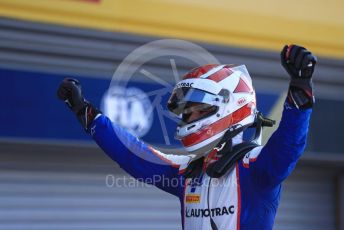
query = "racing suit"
xmin=88 ymin=101 xmax=311 ymax=230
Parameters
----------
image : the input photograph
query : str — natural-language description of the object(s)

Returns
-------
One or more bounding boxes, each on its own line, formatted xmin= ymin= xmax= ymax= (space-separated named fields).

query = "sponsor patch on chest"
xmin=186 ymin=194 xmax=201 ymax=203
xmin=185 ymin=206 xmax=235 ymax=218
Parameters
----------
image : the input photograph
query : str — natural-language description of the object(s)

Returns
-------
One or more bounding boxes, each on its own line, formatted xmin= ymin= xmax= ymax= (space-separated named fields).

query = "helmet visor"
xmin=167 ymin=87 xmax=219 ymax=116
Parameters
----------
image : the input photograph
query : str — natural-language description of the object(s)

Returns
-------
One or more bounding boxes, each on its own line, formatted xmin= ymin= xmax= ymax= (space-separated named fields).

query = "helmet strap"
xmin=182 ymin=126 xmax=245 ymax=179
xmin=250 ymin=112 xmax=276 ymax=144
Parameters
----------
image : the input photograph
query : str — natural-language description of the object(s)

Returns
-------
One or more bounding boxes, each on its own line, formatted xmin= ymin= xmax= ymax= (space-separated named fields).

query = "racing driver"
xmin=57 ymin=45 xmax=317 ymax=229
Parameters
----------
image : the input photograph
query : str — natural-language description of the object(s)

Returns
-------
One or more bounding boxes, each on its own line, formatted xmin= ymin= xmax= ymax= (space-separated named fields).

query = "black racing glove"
xmin=281 ymin=44 xmax=317 ymax=109
xmin=57 ymin=78 xmax=100 ymax=131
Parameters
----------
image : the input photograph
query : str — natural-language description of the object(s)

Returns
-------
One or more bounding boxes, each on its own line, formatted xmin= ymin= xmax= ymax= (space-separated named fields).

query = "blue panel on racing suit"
xmin=89 ymin=115 xmax=188 ymax=197
xmin=238 ymin=102 xmax=312 ymax=229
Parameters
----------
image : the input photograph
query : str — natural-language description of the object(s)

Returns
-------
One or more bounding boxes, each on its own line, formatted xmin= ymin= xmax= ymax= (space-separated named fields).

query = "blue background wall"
xmin=0 ymin=68 xmax=278 ymax=147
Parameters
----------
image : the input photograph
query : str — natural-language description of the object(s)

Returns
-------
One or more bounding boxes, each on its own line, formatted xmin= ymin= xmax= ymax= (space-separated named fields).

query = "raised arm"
xmin=57 ymin=79 xmax=190 ymax=196
xmin=245 ymin=45 xmax=317 ymax=189
xmin=89 ymin=114 xmax=190 ymax=196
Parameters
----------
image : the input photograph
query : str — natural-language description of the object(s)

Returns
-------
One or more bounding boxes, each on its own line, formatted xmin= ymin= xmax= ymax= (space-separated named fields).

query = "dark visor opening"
xmin=181 ymin=102 xmax=218 ymax=124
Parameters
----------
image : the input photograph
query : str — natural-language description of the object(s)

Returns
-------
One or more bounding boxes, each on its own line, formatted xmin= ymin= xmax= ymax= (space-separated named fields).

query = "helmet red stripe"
xmin=234 ymin=78 xmax=253 ymax=93
xmin=183 ymin=64 xmax=219 ymax=79
xmin=181 ymin=104 xmax=252 ymax=147
xmin=207 ymin=68 xmax=233 ymax=82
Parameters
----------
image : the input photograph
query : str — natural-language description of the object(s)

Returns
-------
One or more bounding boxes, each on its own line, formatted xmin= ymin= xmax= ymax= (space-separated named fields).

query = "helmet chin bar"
xmin=209 ymin=111 xmax=276 ymax=155
xmin=186 ymin=122 xmax=251 ymax=161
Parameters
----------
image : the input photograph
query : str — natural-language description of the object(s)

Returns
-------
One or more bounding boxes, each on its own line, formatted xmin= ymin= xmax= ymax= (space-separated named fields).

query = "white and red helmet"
xmin=167 ymin=64 xmax=257 ymax=154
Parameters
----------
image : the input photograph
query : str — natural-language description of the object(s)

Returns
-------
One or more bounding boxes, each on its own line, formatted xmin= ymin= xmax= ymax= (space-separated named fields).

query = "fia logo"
xmin=101 ymin=86 xmax=153 ymax=137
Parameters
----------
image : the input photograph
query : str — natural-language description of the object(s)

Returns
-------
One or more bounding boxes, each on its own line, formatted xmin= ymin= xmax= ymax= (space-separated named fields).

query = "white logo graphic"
xmin=101 ymin=86 xmax=153 ymax=137
xmin=108 ymin=39 xmax=220 ymax=164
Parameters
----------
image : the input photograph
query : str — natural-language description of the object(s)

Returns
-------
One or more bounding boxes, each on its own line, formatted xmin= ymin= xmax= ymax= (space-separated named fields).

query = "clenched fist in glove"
xmin=57 ymin=78 xmax=100 ymax=130
xmin=281 ymin=45 xmax=317 ymax=109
